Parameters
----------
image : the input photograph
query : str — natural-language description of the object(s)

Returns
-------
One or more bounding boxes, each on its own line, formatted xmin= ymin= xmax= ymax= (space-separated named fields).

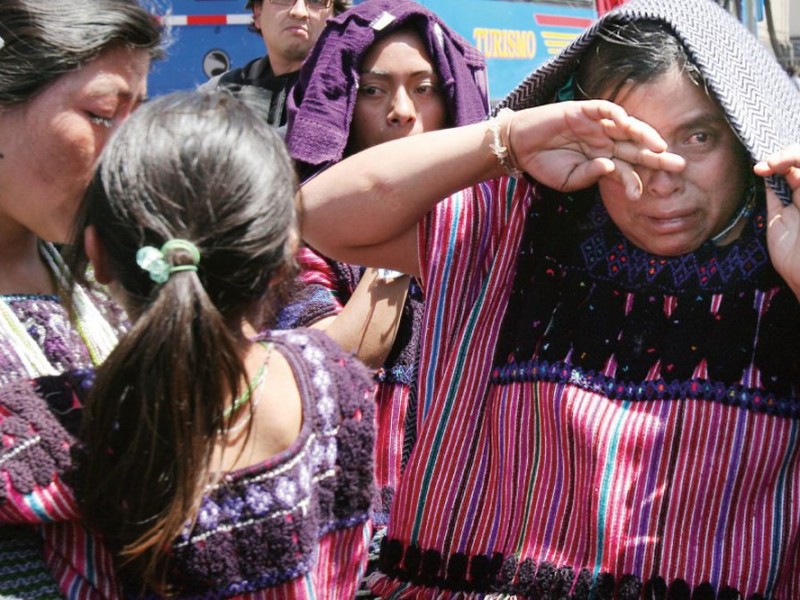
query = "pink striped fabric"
xmin=0 ymin=402 xmax=122 ymax=598
xmin=44 ymin=521 xmax=120 ymax=599
xmin=297 ymin=247 xmax=340 ymax=291
xmin=370 ymin=176 xmax=800 ymax=598
xmin=372 ymin=384 xmax=410 ymax=520
xmin=0 ymin=487 xmax=120 ymax=597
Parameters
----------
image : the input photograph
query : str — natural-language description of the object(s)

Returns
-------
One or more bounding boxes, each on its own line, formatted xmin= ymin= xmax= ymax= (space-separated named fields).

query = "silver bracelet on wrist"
xmin=376 ymin=268 xmax=405 ymax=283
xmin=488 ymin=107 xmax=523 ymax=178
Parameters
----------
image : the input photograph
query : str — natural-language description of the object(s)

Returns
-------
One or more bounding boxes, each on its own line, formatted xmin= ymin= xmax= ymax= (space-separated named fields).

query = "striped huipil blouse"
xmin=370 ymin=176 xmax=800 ymax=599
xmin=280 ymin=0 xmax=491 ymax=541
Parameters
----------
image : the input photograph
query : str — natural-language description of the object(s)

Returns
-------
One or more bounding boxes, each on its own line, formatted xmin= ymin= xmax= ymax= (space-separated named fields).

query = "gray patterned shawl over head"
xmin=495 ymin=0 xmax=800 ymax=202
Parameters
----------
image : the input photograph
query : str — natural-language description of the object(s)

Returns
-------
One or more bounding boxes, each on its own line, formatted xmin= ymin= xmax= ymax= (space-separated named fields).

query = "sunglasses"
xmin=267 ymin=0 xmax=332 ymax=8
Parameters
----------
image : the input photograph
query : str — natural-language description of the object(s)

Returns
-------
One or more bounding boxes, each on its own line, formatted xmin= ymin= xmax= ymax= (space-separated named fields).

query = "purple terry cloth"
xmin=286 ymin=0 xmax=490 ymax=181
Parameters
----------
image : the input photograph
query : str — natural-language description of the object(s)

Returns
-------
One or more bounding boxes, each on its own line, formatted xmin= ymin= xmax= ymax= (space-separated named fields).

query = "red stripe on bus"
xmin=187 ymin=15 xmax=228 ymax=25
xmin=535 ymin=14 xmax=594 ymax=28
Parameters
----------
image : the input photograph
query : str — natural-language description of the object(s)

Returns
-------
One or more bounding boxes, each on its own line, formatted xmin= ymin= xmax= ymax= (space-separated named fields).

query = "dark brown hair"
xmin=0 ymin=0 xmax=162 ymax=105
xmin=73 ymin=90 xmax=297 ymax=593
xmin=574 ymin=19 xmax=704 ymax=102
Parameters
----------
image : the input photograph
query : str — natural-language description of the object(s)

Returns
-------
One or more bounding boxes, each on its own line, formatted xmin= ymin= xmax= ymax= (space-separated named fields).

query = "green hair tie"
xmin=136 ymin=239 xmax=201 ymax=284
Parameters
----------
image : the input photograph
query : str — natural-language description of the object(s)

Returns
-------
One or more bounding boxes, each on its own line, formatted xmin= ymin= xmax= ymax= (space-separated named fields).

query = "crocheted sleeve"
xmin=311 ymin=329 xmax=376 ymax=519
xmin=0 ymin=372 xmax=86 ymax=525
xmin=280 ymin=328 xmax=376 ymax=520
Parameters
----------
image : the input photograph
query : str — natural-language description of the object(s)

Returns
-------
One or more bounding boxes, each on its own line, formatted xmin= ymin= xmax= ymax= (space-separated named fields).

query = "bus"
xmin=148 ymin=0 xmax=597 ymax=103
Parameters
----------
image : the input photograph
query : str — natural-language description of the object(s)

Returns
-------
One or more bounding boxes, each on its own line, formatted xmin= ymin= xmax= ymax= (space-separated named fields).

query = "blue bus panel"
xmin=148 ymin=0 xmax=263 ymax=95
xmin=147 ymin=0 xmax=596 ymax=102
xmin=417 ymin=0 xmax=595 ymax=101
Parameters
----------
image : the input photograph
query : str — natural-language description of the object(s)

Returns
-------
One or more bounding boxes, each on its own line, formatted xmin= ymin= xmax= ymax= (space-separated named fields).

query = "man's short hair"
xmin=246 ymin=0 xmax=351 ymax=15
xmin=332 ymin=0 xmax=351 ymax=15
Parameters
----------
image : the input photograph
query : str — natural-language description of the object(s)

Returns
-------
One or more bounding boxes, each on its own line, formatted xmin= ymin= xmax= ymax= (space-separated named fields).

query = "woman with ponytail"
xmin=0 ymin=90 xmax=375 ymax=598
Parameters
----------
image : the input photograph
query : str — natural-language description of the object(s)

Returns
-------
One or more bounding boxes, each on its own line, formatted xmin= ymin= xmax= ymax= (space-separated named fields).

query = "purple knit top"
xmin=0 ymin=328 xmax=375 ymax=598
xmin=164 ymin=329 xmax=375 ymax=597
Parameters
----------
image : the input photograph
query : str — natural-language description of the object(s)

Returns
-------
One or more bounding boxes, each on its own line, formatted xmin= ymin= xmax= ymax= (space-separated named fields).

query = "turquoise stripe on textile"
xmin=767 ymin=419 xmax=800 ymax=597
xmin=84 ymin=527 xmax=96 ymax=587
xmin=24 ymin=495 xmax=54 ymax=525
xmin=413 ymin=203 xmax=484 ymax=540
xmin=414 ymin=179 xmax=520 ymax=541
xmin=594 ymin=399 xmax=632 ymax=574
xmin=421 ymin=193 xmax=463 ymax=421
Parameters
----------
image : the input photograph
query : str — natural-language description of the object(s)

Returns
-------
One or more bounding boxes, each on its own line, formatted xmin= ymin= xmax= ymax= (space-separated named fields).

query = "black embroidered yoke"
xmin=494 ymin=187 xmax=799 ymax=417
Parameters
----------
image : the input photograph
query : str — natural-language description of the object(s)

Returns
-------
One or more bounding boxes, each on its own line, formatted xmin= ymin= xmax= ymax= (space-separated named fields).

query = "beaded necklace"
xmin=0 ymin=242 xmax=119 ymax=378
xmin=221 ymin=341 xmax=273 ymax=434
xmin=710 ymin=185 xmax=757 ymax=245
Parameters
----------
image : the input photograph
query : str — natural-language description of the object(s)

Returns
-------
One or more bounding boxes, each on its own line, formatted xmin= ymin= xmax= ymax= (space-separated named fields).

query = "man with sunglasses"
xmin=203 ymin=0 xmax=350 ymax=134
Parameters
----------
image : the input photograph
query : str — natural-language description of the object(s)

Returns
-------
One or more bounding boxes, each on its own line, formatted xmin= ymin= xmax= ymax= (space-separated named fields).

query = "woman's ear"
xmin=83 ymin=225 xmax=114 ymax=285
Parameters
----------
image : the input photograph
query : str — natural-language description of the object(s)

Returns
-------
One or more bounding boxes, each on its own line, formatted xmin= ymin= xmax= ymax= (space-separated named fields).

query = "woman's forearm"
xmin=323 ymin=269 xmax=411 ymax=370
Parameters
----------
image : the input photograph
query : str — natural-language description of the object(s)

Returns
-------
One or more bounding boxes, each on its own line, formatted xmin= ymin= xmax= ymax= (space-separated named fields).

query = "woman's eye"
xmin=89 ymin=113 xmax=114 ymax=128
xmin=687 ymin=131 xmax=710 ymax=144
xmin=416 ymin=83 xmax=440 ymax=96
xmin=358 ymin=85 xmax=382 ymax=97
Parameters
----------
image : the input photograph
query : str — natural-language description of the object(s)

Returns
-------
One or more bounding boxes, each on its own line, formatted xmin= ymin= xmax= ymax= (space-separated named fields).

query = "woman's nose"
xmin=388 ymin=89 xmax=416 ymax=125
xmin=641 ymin=164 xmax=683 ymax=198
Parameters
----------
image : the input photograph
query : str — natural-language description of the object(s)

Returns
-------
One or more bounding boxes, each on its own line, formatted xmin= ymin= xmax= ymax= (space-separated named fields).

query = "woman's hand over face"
xmin=755 ymin=145 xmax=800 ymax=298
xmin=507 ymin=100 xmax=685 ymax=199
